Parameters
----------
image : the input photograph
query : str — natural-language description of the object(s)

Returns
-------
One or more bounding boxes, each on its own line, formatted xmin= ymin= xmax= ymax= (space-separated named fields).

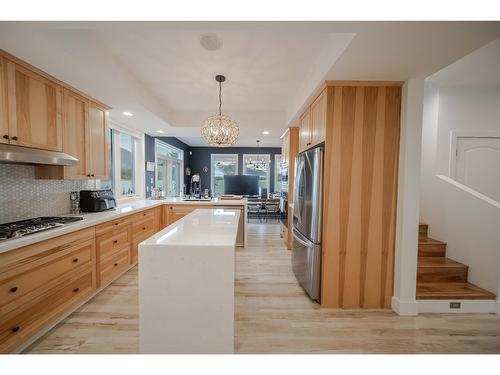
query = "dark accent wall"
xmin=144 ymin=135 xmax=281 ymax=196
xmin=144 ymin=135 xmax=191 ymax=197
xmin=189 ymin=147 xmax=282 ymax=193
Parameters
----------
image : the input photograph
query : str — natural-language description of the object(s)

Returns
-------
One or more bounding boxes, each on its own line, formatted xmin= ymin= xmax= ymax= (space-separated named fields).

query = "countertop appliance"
xmin=79 ymin=189 xmax=116 ymax=212
xmin=0 ymin=216 xmax=84 ymax=241
xmin=292 ymin=146 xmax=324 ymax=302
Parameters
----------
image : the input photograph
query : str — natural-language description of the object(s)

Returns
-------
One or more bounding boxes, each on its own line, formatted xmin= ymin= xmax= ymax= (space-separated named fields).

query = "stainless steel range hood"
xmin=0 ymin=143 xmax=78 ymax=166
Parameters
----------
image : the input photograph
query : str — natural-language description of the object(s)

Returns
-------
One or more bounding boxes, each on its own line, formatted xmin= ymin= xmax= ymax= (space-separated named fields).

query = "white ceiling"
xmin=427 ymin=37 xmax=500 ymax=87
xmin=0 ymin=22 xmax=499 ymax=147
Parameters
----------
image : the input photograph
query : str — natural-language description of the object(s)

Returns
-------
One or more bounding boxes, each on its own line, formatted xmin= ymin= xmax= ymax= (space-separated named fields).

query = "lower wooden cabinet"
xmin=0 ymin=228 xmax=96 ymax=353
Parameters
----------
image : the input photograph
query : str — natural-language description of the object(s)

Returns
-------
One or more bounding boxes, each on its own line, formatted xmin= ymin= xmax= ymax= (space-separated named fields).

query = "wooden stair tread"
xmin=416 ymin=282 xmax=496 ymax=300
xmin=418 ymin=237 xmax=445 ymax=245
xmin=417 ymin=257 xmax=467 ymax=268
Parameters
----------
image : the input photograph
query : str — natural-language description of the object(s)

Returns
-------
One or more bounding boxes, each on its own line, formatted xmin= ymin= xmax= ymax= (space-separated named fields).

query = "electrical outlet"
xmin=449 ymin=302 xmax=461 ymax=309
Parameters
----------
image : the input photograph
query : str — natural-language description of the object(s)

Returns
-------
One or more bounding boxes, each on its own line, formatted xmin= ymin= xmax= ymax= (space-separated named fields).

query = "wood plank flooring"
xmin=25 ymin=222 xmax=500 ymax=354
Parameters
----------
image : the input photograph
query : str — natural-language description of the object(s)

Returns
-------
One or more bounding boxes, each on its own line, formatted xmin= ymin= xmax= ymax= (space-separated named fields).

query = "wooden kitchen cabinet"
xmin=299 ymin=108 xmax=311 ymax=152
xmin=298 ymin=89 xmax=327 ymax=152
xmin=0 ymin=57 xmax=8 ymax=145
xmin=0 ymin=227 xmax=96 ymax=353
xmin=310 ymin=89 xmax=327 ymax=147
xmin=4 ymin=61 xmax=63 ymax=152
xmin=88 ymin=102 xmax=109 ymax=180
xmin=61 ymin=89 xmax=90 ymax=179
xmin=0 ymin=50 xmax=111 ymax=180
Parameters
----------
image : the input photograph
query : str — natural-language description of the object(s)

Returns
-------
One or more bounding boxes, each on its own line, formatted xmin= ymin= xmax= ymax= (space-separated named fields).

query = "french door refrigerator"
xmin=292 ymin=146 xmax=324 ymax=301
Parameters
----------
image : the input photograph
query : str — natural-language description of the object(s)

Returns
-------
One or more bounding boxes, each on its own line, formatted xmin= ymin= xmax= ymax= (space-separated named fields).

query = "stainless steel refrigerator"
xmin=292 ymin=146 xmax=324 ymax=301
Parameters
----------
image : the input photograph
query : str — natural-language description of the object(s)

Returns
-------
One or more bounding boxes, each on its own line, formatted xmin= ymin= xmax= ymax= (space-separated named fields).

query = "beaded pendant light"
xmin=201 ymin=75 xmax=239 ymax=147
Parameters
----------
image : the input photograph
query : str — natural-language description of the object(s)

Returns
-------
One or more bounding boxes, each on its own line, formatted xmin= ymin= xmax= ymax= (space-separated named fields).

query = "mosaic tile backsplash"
xmin=0 ymin=164 xmax=95 ymax=224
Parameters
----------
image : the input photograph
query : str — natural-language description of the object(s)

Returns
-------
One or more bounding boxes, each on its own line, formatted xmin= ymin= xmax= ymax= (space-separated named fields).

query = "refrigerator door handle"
xmin=292 ymin=227 xmax=313 ymax=247
xmin=293 ymin=157 xmax=305 ymax=220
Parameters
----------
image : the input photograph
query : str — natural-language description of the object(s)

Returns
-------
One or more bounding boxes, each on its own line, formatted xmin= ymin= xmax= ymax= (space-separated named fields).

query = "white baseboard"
xmin=418 ymin=299 xmax=496 ymax=314
xmin=391 ymin=296 xmax=418 ymax=316
xmin=496 ymin=300 xmax=500 ymax=315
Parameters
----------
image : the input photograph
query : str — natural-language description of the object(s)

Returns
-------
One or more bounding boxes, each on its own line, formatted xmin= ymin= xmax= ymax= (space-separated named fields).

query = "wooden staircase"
xmin=416 ymin=223 xmax=496 ymax=300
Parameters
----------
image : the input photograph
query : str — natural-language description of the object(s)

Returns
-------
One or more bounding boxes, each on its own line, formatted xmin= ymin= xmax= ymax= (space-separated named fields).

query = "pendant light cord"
xmin=219 ymin=80 xmax=222 ymax=117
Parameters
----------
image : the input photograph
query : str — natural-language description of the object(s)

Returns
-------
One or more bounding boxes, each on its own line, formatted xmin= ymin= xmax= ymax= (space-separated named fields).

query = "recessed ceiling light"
xmin=157 ymin=130 xmax=164 ymax=134
xmin=262 ymin=131 xmax=270 ymax=135
xmin=200 ymin=33 xmax=223 ymax=51
xmin=123 ymin=111 xmax=134 ymax=117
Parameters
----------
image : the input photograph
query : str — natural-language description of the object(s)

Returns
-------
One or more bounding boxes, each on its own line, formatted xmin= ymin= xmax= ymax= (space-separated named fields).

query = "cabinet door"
xmin=310 ymin=89 xmax=327 ymax=147
xmin=88 ymin=102 xmax=109 ymax=179
xmin=6 ymin=62 xmax=62 ymax=151
xmin=299 ymin=108 xmax=311 ymax=152
xmin=0 ymin=57 xmax=8 ymax=144
xmin=62 ymin=89 xmax=90 ymax=179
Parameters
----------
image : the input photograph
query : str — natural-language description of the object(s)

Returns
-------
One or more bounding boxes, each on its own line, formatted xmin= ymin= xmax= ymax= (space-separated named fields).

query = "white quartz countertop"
xmin=0 ymin=198 xmax=246 ymax=254
xmin=141 ymin=208 xmax=240 ymax=248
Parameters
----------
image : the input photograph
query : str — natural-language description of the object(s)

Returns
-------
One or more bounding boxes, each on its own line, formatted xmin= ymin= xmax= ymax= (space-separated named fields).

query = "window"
xmin=211 ymin=154 xmax=238 ymax=197
xmin=98 ymin=125 xmax=144 ymax=199
xmin=155 ymin=140 xmax=184 ymax=197
xmin=100 ymin=128 xmax=114 ymax=190
xmin=274 ymin=154 xmax=283 ymax=193
xmin=120 ymin=133 xmax=136 ymax=195
xmin=243 ymin=154 xmax=271 ymax=196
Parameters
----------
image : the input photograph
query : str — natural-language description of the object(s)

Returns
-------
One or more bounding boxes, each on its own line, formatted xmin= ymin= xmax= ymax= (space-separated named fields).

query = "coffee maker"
xmin=190 ymin=174 xmax=201 ymax=198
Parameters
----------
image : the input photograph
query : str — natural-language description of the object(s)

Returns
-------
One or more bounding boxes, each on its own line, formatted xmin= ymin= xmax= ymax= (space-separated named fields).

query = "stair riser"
xmin=418 ymin=244 xmax=446 ymax=257
xmin=417 ymin=267 xmax=468 ymax=283
xmin=419 ymin=224 xmax=428 ymax=238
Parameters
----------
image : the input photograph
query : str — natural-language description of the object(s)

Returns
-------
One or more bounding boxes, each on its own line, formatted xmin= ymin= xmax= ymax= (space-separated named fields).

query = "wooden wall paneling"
xmin=321 ymin=83 xmax=401 ymax=309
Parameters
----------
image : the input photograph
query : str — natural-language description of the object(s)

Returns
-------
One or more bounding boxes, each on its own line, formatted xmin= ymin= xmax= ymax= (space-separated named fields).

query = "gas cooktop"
xmin=0 ymin=216 xmax=84 ymax=241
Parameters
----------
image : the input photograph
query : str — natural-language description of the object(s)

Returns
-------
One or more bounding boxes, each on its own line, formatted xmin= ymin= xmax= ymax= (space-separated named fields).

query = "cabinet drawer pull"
xmin=114 ymin=263 xmax=118 ymax=267
xmin=73 ymin=287 xmax=80 ymax=293
xmin=12 ymin=326 xmax=20 ymax=333
xmin=143 ymin=213 xmax=147 ymax=216
xmin=91 ymin=174 xmax=95 ymax=177
xmin=11 ymin=136 xmax=18 ymax=141
xmin=10 ymin=286 xmax=18 ymax=293
xmin=2 ymin=134 xmax=9 ymax=140
xmin=73 ymin=258 xmax=79 ymax=263
xmin=114 ymin=222 xmax=119 ymax=226
xmin=142 ymin=227 xmax=146 ymax=230
xmin=87 ymin=174 xmax=91 ymax=177
xmin=113 ymin=239 xmax=118 ymax=244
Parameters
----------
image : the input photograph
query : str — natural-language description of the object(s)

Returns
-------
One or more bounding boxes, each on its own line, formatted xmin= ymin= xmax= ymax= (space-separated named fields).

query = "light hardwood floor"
xmin=25 ymin=222 xmax=500 ymax=354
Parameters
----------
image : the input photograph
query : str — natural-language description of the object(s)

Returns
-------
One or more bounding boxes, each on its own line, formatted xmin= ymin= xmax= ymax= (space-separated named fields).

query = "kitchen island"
xmin=139 ymin=208 xmax=240 ymax=354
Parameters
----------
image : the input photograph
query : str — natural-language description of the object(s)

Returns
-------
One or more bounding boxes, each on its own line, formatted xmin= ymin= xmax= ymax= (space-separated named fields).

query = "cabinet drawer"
xmin=0 ymin=240 xmax=94 ymax=315
xmin=99 ymin=247 xmax=129 ymax=287
xmin=0 ymin=270 xmax=94 ymax=353
xmin=96 ymin=228 xmax=130 ymax=263
xmin=132 ymin=209 xmax=155 ymax=222
xmin=132 ymin=216 xmax=156 ymax=242
xmin=95 ymin=215 xmax=131 ymax=236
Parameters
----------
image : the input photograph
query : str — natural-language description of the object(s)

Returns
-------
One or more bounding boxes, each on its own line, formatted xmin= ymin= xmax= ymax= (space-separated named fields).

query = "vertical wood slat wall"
xmin=321 ymin=83 xmax=402 ymax=308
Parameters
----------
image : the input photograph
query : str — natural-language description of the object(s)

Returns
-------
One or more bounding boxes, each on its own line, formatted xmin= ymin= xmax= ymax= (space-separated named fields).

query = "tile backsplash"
xmin=0 ymin=164 xmax=95 ymax=224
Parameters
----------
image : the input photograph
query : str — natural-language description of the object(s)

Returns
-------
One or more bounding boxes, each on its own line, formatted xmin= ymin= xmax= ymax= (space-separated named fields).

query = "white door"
xmin=455 ymin=137 xmax=500 ymax=201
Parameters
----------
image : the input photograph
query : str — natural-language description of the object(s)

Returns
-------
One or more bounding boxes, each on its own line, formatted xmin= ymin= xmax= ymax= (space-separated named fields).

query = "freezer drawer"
xmin=291 ymin=227 xmax=321 ymax=302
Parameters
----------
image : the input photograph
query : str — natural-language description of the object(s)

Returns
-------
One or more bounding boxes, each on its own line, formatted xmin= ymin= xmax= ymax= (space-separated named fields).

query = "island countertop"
xmin=139 ymin=208 xmax=239 ymax=354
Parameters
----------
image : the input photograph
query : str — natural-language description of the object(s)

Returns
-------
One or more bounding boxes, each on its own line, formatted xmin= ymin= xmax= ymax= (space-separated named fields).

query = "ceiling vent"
xmin=200 ymin=33 xmax=223 ymax=51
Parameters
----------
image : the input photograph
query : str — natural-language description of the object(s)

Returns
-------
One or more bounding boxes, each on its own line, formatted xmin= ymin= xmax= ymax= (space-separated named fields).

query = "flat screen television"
xmin=224 ymin=175 xmax=259 ymax=196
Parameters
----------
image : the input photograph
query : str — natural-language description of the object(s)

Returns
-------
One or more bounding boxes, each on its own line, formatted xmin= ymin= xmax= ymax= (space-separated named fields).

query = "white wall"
xmin=434 ymin=86 xmax=500 ymax=175
xmin=420 ymin=82 xmax=500 ymax=298
xmin=392 ymin=79 xmax=424 ymax=316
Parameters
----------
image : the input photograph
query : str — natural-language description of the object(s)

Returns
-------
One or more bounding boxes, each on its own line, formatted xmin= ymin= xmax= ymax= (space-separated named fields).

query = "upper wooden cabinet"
xmin=310 ymin=89 xmax=327 ymax=147
xmin=4 ymin=61 xmax=63 ymax=151
xmin=0 ymin=57 xmax=8 ymax=145
xmin=62 ymin=89 xmax=90 ymax=179
xmin=299 ymin=89 xmax=327 ymax=152
xmin=88 ymin=102 xmax=109 ymax=180
xmin=0 ymin=50 xmax=112 ymax=180
xmin=299 ymin=108 xmax=311 ymax=152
